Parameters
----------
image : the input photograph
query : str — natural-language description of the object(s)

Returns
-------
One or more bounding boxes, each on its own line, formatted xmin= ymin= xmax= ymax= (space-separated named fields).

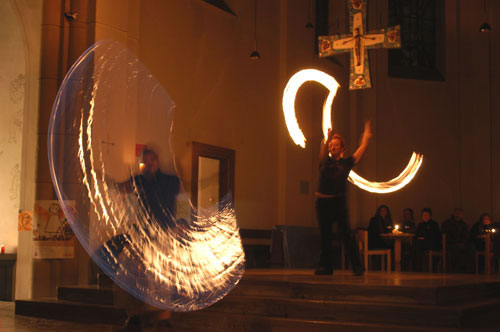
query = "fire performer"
xmin=315 ymin=121 xmax=372 ymax=276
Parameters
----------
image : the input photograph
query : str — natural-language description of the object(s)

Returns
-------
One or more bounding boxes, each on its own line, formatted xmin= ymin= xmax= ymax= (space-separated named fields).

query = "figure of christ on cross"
xmin=318 ymin=0 xmax=400 ymax=90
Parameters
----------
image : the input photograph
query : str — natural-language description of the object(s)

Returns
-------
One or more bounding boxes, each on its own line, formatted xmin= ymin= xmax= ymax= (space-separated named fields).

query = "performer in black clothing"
xmin=121 ymin=149 xmax=180 ymax=231
xmin=94 ymin=148 xmax=180 ymax=265
xmin=94 ymin=148 xmax=179 ymax=331
xmin=315 ymin=121 xmax=372 ymax=276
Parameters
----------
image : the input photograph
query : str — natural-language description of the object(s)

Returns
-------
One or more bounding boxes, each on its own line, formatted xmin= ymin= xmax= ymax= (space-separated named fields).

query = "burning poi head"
xmin=282 ymin=68 xmax=423 ymax=193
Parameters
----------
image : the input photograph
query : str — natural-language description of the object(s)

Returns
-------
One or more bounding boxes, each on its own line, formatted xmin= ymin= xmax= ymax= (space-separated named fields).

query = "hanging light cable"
xmin=306 ymin=0 xmax=313 ymax=28
xmin=249 ymin=0 xmax=261 ymax=59
xmin=479 ymin=0 xmax=492 ymax=32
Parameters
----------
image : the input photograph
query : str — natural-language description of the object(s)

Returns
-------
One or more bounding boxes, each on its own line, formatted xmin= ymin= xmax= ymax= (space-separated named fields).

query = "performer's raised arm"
xmin=319 ymin=128 xmax=335 ymax=164
xmin=352 ymin=120 xmax=372 ymax=164
xmin=95 ymin=169 xmax=133 ymax=194
xmin=113 ymin=177 xmax=134 ymax=193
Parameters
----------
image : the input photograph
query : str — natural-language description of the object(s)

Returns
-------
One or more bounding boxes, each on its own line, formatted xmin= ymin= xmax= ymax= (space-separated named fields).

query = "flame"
xmin=49 ymin=40 xmax=244 ymax=312
xmin=348 ymin=153 xmax=424 ymax=194
xmin=76 ymin=101 xmax=245 ymax=309
xmin=282 ymin=69 xmax=340 ymax=147
xmin=282 ymin=68 xmax=423 ymax=193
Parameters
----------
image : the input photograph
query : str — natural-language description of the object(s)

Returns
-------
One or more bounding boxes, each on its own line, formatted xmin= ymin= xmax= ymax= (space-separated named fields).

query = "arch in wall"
xmin=5 ymin=0 xmax=43 ymax=300
xmin=0 ymin=0 xmax=27 ymax=254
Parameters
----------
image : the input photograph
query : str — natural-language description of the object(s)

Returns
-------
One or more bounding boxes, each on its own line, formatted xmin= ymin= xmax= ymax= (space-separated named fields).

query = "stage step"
xmin=202 ymin=294 xmax=500 ymax=329
xmin=58 ymin=285 xmax=114 ymax=305
xmin=236 ymin=272 xmax=500 ymax=305
xmin=15 ymin=297 xmax=126 ymax=325
xmin=170 ymin=311 xmax=457 ymax=332
xmin=14 ymin=271 xmax=500 ymax=330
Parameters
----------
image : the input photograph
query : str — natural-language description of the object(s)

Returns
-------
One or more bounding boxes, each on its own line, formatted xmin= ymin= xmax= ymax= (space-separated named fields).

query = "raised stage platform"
xmin=15 ymin=269 xmax=500 ymax=331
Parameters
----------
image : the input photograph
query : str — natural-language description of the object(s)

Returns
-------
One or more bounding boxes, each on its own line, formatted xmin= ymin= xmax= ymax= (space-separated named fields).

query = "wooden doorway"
xmin=191 ymin=142 xmax=235 ymax=211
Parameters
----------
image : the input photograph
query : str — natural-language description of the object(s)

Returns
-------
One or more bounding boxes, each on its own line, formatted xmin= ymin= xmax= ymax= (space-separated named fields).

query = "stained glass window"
xmin=388 ymin=0 xmax=444 ymax=81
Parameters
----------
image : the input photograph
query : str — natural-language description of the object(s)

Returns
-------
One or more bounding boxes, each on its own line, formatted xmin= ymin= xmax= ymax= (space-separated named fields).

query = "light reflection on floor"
xmin=244 ymin=269 xmax=500 ymax=287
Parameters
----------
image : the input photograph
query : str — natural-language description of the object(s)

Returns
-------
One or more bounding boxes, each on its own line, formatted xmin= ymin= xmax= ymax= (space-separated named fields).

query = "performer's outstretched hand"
xmin=353 ymin=120 xmax=372 ymax=164
xmin=362 ymin=120 xmax=372 ymax=141
xmin=326 ymin=128 xmax=334 ymax=142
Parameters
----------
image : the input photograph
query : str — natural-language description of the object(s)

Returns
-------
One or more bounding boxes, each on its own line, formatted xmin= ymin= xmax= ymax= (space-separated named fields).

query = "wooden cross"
xmin=101 ymin=139 xmax=115 ymax=155
xmin=318 ymin=0 xmax=401 ymax=90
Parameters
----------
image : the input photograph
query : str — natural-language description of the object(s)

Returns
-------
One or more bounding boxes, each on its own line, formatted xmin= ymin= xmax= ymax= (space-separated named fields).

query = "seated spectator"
xmin=400 ymin=208 xmax=416 ymax=234
xmin=412 ymin=208 xmax=441 ymax=271
xmin=441 ymin=208 xmax=472 ymax=273
xmin=470 ymin=213 xmax=497 ymax=272
xmin=469 ymin=213 xmax=493 ymax=251
xmin=368 ymin=205 xmax=393 ymax=249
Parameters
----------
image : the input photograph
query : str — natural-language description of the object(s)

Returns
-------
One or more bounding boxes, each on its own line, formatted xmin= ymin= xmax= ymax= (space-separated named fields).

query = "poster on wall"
xmin=18 ymin=210 xmax=32 ymax=231
xmin=33 ymin=200 xmax=75 ymax=259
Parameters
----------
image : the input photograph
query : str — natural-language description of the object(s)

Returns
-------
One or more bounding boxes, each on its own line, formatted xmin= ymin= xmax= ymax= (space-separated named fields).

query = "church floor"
xmin=0 ymin=301 xmax=116 ymax=332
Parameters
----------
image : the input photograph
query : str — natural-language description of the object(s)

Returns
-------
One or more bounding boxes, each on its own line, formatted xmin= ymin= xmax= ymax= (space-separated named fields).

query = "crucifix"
xmin=318 ymin=0 xmax=401 ymax=90
xmin=101 ymin=139 xmax=115 ymax=155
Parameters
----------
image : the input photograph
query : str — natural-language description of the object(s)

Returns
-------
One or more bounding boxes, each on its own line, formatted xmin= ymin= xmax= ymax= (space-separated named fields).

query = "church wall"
xmin=1 ymin=0 xmax=42 ymax=300
xmin=28 ymin=0 xmax=142 ymax=299
xmin=137 ymin=0 xmax=368 ymax=230
xmin=0 ymin=0 xmax=26 ymax=256
xmin=14 ymin=0 xmax=500 ymax=300
xmin=94 ymin=0 xmax=141 ymax=184
xmin=282 ymin=0 xmax=321 ymax=228
xmin=282 ymin=0 xmax=353 ymax=228
xmin=492 ymin=0 xmax=500 ymax=222
xmin=454 ymin=0 xmax=491 ymax=224
xmin=234 ymin=0 xmax=500 ymax=230
xmin=31 ymin=0 xmax=93 ymax=299
xmin=138 ymin=0 xmax=283 ymax=229
xmin=349 ymin=0 xmax=500 ymax=227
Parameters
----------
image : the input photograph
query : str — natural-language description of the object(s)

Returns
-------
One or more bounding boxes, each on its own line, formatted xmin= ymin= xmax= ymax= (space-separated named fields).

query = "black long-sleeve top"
xmin=415 ymin=219 xmax=441 ymax=250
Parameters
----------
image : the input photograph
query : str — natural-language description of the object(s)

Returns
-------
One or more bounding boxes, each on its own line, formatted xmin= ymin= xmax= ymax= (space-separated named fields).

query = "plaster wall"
xmin=356 ymin=0 xmax=500 ymax=227
xmin=0 ymin=1 xmax=26 ymax=254
xmin=138 ymin=0 xmax=282 ymax=229
xmin=2 ymin=0 xmax=43 ymax=300
xmin=12 ymin=1 xmax=500 ymax=300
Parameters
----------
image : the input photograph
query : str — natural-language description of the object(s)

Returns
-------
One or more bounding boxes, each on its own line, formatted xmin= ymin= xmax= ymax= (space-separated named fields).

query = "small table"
xmin=381 ymin=232 xmax=414 ymax=272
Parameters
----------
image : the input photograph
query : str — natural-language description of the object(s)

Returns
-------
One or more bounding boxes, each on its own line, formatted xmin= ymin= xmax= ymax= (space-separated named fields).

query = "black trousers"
xmin=316 ymin=196 xmax=361 ymax=270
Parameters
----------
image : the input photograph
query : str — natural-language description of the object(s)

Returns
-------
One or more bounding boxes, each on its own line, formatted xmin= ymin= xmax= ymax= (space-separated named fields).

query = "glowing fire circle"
xmin=282 ymin=69 xmax=423 ymax=194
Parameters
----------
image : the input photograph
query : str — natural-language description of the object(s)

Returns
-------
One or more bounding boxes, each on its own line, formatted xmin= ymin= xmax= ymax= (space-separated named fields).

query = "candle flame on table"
xmin=282 ymin=69 xmax=423 ymax=194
